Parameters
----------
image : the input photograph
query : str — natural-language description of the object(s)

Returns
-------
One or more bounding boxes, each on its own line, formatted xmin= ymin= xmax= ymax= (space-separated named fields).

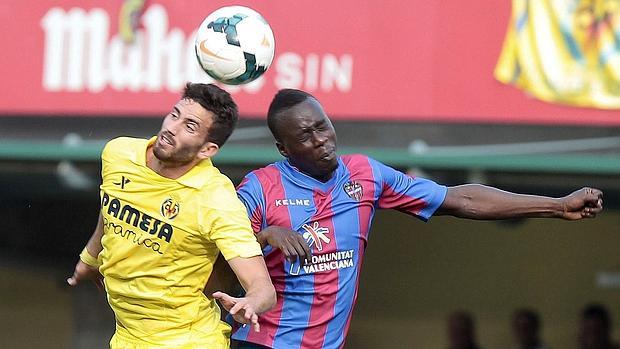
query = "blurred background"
xmin=1 ymin=1 xmax=619 ymax=348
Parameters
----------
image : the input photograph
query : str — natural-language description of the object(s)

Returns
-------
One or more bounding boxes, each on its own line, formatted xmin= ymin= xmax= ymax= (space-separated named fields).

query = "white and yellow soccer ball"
xmin=195 ymin=6 xmax=275 ymax=85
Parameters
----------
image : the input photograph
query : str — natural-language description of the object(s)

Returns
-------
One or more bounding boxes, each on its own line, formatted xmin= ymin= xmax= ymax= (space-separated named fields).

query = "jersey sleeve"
xmin=202 ymin=180 xmax=263 ymax=261
xmin=100 ymin=137 xmax=133 ymax=181
xmin=236 ymin=172 xmax=266 ymax=234
xmin=370 ymin=157 xmax=447 ymax=221
xmin=100 ymin=138 xmax=117 ymax=180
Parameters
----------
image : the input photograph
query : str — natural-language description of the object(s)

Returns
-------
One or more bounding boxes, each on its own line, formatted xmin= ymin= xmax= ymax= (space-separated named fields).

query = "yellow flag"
xmin=495 ymin=0 xmax=620 ymax=108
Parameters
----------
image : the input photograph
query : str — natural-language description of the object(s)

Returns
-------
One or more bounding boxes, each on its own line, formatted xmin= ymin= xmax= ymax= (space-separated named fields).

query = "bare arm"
xmin=67 ymin=213 xmax=104 ymax=288
xmin=256 ymin=226 xmax=312 ymax=264
xmin=436 ymin=185 xmax=603 ymax=220
xmin=212 ymin=255 xmax=276 ymax=332
xmin=84 ymin=213 xmax=104 ymax=256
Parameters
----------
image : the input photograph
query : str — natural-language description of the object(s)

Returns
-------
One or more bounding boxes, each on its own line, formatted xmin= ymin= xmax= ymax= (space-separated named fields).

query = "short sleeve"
xmin=202 ymin=181 xmax=263 ymax=261
xmin=236 ymin=172 xmax=266 ymax=234
xmin=370 ymin=158 xmax=447 ymax=221
xmin=100 ymin=139 xmax=115 ymax=179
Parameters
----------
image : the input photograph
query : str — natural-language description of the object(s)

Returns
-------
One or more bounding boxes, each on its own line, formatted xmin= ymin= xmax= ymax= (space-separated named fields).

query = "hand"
xmin=559 ymin=187 xmax=603 ymax=220
xmin=260 ymin=226 xmax=312 ymax=264
xmin=212 ymin=291 xmax=261 ymax=332
xmin=66 ymin=260 xmax=104 ymax=291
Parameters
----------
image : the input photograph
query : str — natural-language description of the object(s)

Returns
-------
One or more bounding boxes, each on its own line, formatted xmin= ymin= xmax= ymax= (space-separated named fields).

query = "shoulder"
xmin=102 ymin=137 xmax=147 ymax=161
xmin=201 ymin=172 xmax=246 ymax=211
xmin=340 ymin=154 xmax=382 ymax=178
xmin=104 ymin=136 xmax=145 ymax=151
xmin=340 ymin=153 xmax=372 ymax=164
xmin=244 ymin=163 xmax=282 ymax=186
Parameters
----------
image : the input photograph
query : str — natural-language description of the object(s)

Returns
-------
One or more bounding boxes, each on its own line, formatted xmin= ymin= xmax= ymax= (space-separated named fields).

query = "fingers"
xmin=228 ymin=298 xmax=246 ymax=315
xmin=280 ymin=243 xmax=298 ymax=263
xmin=212 ymin=291 xmax=230 ymax=300
xmin=583 ymin=188 xmax=604 ymax=203
xmin=212 ymin=291 xmax=237 ymax=311
xmin=66 ymin=276 xmax=77 ymax=286
xmin=251 ymin=313 xmax=260 ymax=332
xmin=226 ymin=299 xmax=261 ymax=332
xmin=582 ymin=206 xmax=600 ymax=218
xmin=94 ymin=277 xmax=105 ymax=292
xmin=67 ymin=267 xmax=80 ymax=286
xmin=238 ymin=303 xmax=260 ymax=332
xmin=280 ymin=235 xmax=312 ymax=264
xmin=293 ymin=235 xmax=312 ymax=265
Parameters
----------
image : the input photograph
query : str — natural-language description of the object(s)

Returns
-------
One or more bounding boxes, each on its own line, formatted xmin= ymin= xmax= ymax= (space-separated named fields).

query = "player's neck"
xmin=301 ymin=168 xmax=334 ymax=183
xmin=146 ymin=146 xmax=199 ymax=179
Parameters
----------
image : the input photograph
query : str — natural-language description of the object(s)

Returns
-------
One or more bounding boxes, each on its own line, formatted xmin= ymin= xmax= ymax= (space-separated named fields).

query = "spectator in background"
xmin=579 ymin=304 xmax=620 ymax=349
xmin=448 ymin=311 xmax=482 ymax=349
xmin=512 ymin=308 xmax=549 ymax=349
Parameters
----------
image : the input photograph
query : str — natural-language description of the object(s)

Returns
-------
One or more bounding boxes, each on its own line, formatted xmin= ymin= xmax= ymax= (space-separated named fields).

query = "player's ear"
xmin=276 ymin=141 xmax=288 ymax=158
xmin=198 ymin=142 xmax=219 ymax=159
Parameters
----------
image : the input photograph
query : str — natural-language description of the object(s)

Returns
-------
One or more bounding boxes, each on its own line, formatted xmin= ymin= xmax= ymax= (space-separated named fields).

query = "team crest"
xmin=161 ymin=198 xmax=180 ymax=220
xmin=343 ymin=181 xmax=363 ymax=201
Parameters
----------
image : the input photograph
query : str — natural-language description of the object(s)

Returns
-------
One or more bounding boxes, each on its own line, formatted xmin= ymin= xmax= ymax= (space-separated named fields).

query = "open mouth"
xmin=159 ymin=132 xmax=175 ymax=147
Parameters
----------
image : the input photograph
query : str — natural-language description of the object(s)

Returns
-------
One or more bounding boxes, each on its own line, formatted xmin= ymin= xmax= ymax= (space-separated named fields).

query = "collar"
xmin=278 ymin=157 xmax=344 ymax=192
xmin=131 ymin=136 xmax=215 ymax=189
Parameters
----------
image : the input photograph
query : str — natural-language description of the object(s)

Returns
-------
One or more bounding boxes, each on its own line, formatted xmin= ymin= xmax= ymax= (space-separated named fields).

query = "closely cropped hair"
xmin=182 ymin=83 xmax=238 ymax=147
xmin=267 ymin=89 xmax=316 ymax=140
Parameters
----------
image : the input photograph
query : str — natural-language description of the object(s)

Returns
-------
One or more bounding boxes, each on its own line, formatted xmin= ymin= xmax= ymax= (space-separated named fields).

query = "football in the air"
xmin=195 ymin=6 xmax=275 ymax=85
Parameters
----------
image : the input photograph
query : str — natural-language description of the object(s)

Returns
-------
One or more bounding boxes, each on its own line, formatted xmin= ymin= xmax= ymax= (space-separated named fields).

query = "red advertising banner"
xmin=1 ymin=0 xmax=620 ymax=125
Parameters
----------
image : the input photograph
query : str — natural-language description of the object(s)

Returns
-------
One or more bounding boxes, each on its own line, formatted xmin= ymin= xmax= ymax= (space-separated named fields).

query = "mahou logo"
xmin=39 ymin=4 xmax=353 ymax=94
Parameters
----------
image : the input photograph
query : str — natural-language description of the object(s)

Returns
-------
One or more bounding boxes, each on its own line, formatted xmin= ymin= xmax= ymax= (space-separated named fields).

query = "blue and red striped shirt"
xmin=233 ymin=154 xmax=447 ymax=349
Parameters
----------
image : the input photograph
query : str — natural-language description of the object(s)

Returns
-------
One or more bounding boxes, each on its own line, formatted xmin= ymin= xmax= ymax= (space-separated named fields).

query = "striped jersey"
xmin=233 ymin=154 xmax=447 ymax=349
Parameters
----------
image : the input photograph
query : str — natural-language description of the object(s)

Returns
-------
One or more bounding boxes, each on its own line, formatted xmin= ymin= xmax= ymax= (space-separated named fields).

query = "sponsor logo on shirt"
xmin=302 ymin=222 xmax=330 ymax=252
xmin=274 ymin=198 xmax=311 ymax=207
xmin=101 ymin=192 xmax=173 ymax=254
xmin=289 ymin=222 xmax=355 ymax=275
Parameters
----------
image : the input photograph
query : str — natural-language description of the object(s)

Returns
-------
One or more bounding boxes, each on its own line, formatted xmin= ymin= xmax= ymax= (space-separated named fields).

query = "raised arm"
xmin=436 ymin=185 xmax=603 ymax=220
xmin=212 ymin=256 xmax=276 ymax=332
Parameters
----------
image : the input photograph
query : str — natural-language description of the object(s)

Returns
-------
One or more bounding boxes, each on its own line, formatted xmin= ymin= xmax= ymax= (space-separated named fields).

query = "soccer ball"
xmin=195 ymin=6 xmax=275 ymax=85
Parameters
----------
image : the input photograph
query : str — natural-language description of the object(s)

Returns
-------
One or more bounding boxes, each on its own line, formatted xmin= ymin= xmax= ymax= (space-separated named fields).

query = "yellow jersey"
xmin=98 ymin=137 xmax=262 ymax=348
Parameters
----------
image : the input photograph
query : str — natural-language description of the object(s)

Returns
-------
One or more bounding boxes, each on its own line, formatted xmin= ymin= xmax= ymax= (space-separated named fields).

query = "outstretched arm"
xmin=212 ymin=256 xmax=276 ymax=332
xmin=436 ymin=185 xmax=603 ymax=220
xmin=67 ymin=213 xmax=105 ymax=289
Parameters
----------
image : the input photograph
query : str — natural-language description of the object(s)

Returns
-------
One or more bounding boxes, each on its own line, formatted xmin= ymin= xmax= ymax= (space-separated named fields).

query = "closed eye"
xmin=186 ymin=121 xmax=198 ymax=133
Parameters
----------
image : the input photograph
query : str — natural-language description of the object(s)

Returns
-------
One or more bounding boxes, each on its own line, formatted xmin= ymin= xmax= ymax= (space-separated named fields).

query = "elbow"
xmin=454 ymin=194 xmax=479 ymax=218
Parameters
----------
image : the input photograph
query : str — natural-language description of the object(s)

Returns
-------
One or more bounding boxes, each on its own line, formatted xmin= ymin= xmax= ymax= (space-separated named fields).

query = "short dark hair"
xmin=582 ymin=303 xmax=612 ymax=329
xmin=267 ymin=89 xmax=316 ymax=141
xmin=514 ymin=308 xmax=540 ymax=330
xmin=182 ymin=83 xmax=238 ymax=147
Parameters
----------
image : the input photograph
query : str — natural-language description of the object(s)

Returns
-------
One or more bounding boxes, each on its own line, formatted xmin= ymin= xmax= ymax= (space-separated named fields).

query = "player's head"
xmin=579 ymin=303 xmax=613 ymax=349
xmin=512 ymin=308 xmax=541 ymax=346
xmin=153 ymin=83 xmax=238 ymax=165
xmin=267 ymin=89 xmax=338 ymax=182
